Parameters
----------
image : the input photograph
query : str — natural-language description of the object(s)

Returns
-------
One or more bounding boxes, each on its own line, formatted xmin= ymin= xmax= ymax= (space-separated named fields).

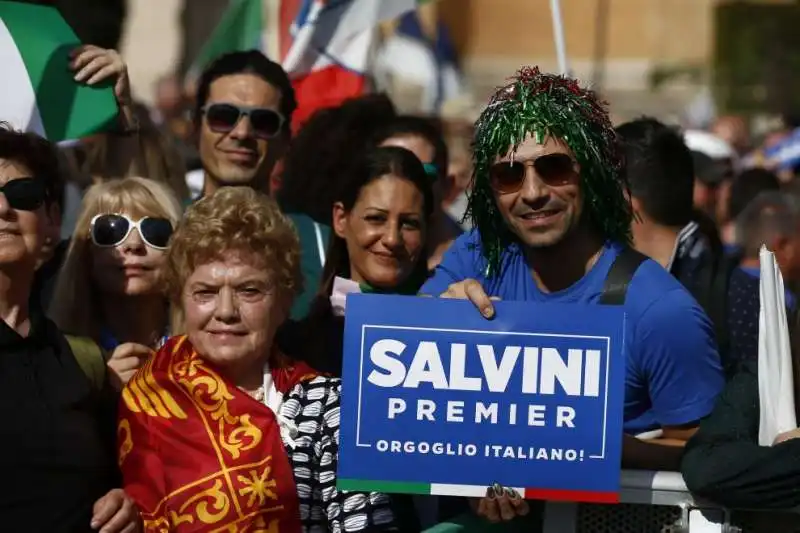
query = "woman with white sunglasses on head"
xmin=50 ymin=177 xmax=181 ymax=389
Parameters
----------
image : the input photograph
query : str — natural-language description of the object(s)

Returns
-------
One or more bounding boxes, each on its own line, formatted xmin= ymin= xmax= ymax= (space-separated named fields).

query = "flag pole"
xmin=549 ymin=0 xmax=569 ymax=75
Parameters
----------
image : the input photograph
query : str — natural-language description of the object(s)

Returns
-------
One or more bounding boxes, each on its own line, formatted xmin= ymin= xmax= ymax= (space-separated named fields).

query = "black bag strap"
xmin=600 ymin=248 xmax=649 ymax=306
xmin=65 ymin=335 xmax=106 ymax=392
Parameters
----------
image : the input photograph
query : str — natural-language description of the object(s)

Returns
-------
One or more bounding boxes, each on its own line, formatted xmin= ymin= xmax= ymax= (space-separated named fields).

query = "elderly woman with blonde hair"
xmin=118 ymin=187 xmax=398 ymax=532
xmin=50 ymin=177 xmax=181 ymax=388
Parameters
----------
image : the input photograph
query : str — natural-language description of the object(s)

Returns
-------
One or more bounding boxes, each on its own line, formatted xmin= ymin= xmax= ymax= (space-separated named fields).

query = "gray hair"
xmin=736 ymin=191 xmax=800 ymax=257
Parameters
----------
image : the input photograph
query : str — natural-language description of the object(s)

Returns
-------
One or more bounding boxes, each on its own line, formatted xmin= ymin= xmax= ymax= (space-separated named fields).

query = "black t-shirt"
xmin=0 ymin=308 xmax=117 ymax=532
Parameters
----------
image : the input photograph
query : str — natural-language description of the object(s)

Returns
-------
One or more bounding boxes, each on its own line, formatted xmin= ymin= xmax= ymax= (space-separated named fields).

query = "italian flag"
xmin=190 ymin=0 xmax=432 ymax=131
xmin=0 ymin=1 xmax=118 ymax=142
xmin=338 ymin=480 xmax=619 ymax=503
xmin=188 ymin=0 xmax=264 ymax=82
xmin=283 ymin=0 xmax=427 ymax=128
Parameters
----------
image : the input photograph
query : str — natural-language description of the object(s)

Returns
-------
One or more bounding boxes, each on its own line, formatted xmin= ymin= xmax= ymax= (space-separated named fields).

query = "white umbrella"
xmin=758 ymin=245 xmax=796 ymax=446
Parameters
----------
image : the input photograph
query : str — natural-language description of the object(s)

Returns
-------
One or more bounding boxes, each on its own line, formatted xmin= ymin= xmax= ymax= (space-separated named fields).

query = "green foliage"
xmin=714 ymin=2 xmax=800 ymax=115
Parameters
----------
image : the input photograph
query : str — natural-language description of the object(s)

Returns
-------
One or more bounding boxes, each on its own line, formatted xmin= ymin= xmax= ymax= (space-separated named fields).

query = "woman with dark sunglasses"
xmin=0 ymin=125 xmax=141 ymax=533
xmin=50 ymin=177 xmax=181 ymax=390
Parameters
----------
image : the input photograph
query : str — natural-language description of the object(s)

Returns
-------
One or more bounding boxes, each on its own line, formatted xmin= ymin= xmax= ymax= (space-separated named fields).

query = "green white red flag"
xmin=0 ymin=1 xmax=117 ymax=141
xmin=191 ymin=0 xmax=433 ymax=130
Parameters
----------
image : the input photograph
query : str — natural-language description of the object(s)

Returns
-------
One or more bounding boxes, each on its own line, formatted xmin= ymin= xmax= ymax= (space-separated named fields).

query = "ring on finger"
xmin=491 ymin=482 xmax=504 ymax=497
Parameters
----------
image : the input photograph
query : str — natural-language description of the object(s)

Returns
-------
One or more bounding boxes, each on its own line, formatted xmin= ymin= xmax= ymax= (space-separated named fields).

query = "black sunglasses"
xmin=90 ymin=214 xmax=173 ymax=250
xmin=0 ymin=177 xmax=46 ymax=211
xmin=489 ymin=153 xmax=577 ymax=194
xmin=202 ymin=103 xmax=285 ymax=139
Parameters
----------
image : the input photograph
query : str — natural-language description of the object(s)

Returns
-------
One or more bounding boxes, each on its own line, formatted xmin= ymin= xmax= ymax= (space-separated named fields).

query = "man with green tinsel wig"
xmin=420 ymin=67 xmax=724 ymax=522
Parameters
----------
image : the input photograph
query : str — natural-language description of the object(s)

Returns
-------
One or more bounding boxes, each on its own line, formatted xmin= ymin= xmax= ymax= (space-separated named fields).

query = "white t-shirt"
xmin=185 ymin=169 xmax=204 ymax=200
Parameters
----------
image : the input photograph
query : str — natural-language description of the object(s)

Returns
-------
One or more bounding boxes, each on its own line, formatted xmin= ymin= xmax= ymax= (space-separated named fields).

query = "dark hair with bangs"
xmin=0 ymin=122 xmax=64 ymax=210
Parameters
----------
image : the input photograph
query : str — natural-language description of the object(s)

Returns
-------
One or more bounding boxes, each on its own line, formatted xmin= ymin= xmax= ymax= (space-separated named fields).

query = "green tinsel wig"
xmin=467 ymin=66 xmax=633 ymax=276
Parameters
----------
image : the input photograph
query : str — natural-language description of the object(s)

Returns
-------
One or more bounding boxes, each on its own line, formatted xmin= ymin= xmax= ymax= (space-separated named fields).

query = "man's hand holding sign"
xmin=440 ymin=278 xmax=500 ymax=319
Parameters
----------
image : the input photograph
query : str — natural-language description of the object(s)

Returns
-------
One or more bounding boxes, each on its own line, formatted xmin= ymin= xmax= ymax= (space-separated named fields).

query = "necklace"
xmin=242 ymin=385 xmax=265 ymax=402
xmin=240 ymin=361 xmax=272 ymax=403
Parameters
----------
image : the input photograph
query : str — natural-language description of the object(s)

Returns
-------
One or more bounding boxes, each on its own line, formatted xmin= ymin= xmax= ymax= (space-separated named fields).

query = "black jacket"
xmin=0 ymin=307 xmax=118 ymax=531
xmin=682 ymin=361 xmax=800 ymax=509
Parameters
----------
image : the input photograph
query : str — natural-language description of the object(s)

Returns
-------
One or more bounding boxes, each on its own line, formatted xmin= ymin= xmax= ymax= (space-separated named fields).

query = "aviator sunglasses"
xmin=0 ymin=177 xmax=46 ymax=211
xmin=90 ymin=214 xmax=173 ymax=250
xmin=202 ymin=103 xmax=285 ymax=139
xmin=489 ymin=153 xmax=577 ymax=194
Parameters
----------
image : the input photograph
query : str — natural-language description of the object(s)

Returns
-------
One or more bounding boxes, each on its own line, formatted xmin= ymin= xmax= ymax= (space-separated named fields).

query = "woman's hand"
xmin=469 ymin=484 xmax=529 ymax=523
xmin=91 ymin=489 xmax=141 ymax=533
xmin=70 ymin=45 xmax=135 ymax=129
xmin=773 ymin=428 xmax=800 ymax=445
xmin=439 ymin=279 xmax=500 ymax=319
xmin=108 ymin=343 xmax=152 ymax=391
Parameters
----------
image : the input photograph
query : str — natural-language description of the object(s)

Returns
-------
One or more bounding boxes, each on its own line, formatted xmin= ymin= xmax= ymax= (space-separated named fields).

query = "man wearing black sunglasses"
xmin=193 ymin=50 xmax=338 ymax=322
xmin=0 ymin=125 xmax=140 ymax=532
xmin=420 ymin=68 xmax=724 ymax=522
xmin=194 ymin=50 xmax=296 ymax=197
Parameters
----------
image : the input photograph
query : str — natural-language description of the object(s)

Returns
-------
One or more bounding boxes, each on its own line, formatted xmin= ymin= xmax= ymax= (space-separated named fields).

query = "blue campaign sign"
xmin=337 ymin=294 xmax=627 ymax=502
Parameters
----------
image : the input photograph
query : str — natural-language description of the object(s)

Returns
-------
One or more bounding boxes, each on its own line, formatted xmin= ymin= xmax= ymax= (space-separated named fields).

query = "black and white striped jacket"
xmin=279 ymin=376 xmax=398 ymax=533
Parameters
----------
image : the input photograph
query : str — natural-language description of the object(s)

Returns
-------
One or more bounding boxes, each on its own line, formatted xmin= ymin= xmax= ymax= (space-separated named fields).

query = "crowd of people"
xmin=4 ymin=36 xmax=800 ymax=533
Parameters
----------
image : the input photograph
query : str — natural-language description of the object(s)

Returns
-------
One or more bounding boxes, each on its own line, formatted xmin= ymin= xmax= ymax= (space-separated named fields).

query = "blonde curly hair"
xmin=164 ymin=187 xmax=302 ymax=307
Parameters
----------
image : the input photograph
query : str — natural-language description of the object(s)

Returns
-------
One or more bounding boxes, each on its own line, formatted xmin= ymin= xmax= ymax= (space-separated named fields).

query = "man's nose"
xmin=518 ymin=166 xmax=549 ymax=203
xmin=0 ymin=192 xmax=10 ymax=217
xmin=229 ymin=114 xmax=254 ymax=139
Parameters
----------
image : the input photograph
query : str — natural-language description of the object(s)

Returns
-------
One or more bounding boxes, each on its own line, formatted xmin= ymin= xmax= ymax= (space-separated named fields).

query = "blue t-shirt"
xmin=421 ymin=231 xmax=725 ymax=435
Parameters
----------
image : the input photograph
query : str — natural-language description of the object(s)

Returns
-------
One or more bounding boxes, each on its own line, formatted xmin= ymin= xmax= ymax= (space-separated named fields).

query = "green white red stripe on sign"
xmin=338 ymin=479 xmax=619 ymax=503
xmin=338 ymin=479 xmax=524 ymax=497
xmin=0 ymin=1 xmax=117 ymax=141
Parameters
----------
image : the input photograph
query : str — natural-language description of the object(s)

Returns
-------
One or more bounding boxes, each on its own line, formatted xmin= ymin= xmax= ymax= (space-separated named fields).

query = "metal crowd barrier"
xmin=425 ymin=470 xmax=800 ymax=533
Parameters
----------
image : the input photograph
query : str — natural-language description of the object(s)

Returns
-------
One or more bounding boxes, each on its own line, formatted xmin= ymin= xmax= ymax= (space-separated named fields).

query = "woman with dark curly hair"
xmin=277 ymin=94 xmax=398 ymax=319
xmin=278 ymin=94 xmax=397 ymax=225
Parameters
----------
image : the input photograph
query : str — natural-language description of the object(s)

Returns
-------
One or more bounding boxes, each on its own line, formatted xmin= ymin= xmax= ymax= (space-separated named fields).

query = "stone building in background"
xmin=120 ymin=0 xmax=720 ymax=123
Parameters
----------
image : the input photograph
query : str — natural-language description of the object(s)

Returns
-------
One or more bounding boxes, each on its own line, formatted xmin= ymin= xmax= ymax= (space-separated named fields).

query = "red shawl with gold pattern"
xmin=118 ymin=336 xmax=318 ymax=532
